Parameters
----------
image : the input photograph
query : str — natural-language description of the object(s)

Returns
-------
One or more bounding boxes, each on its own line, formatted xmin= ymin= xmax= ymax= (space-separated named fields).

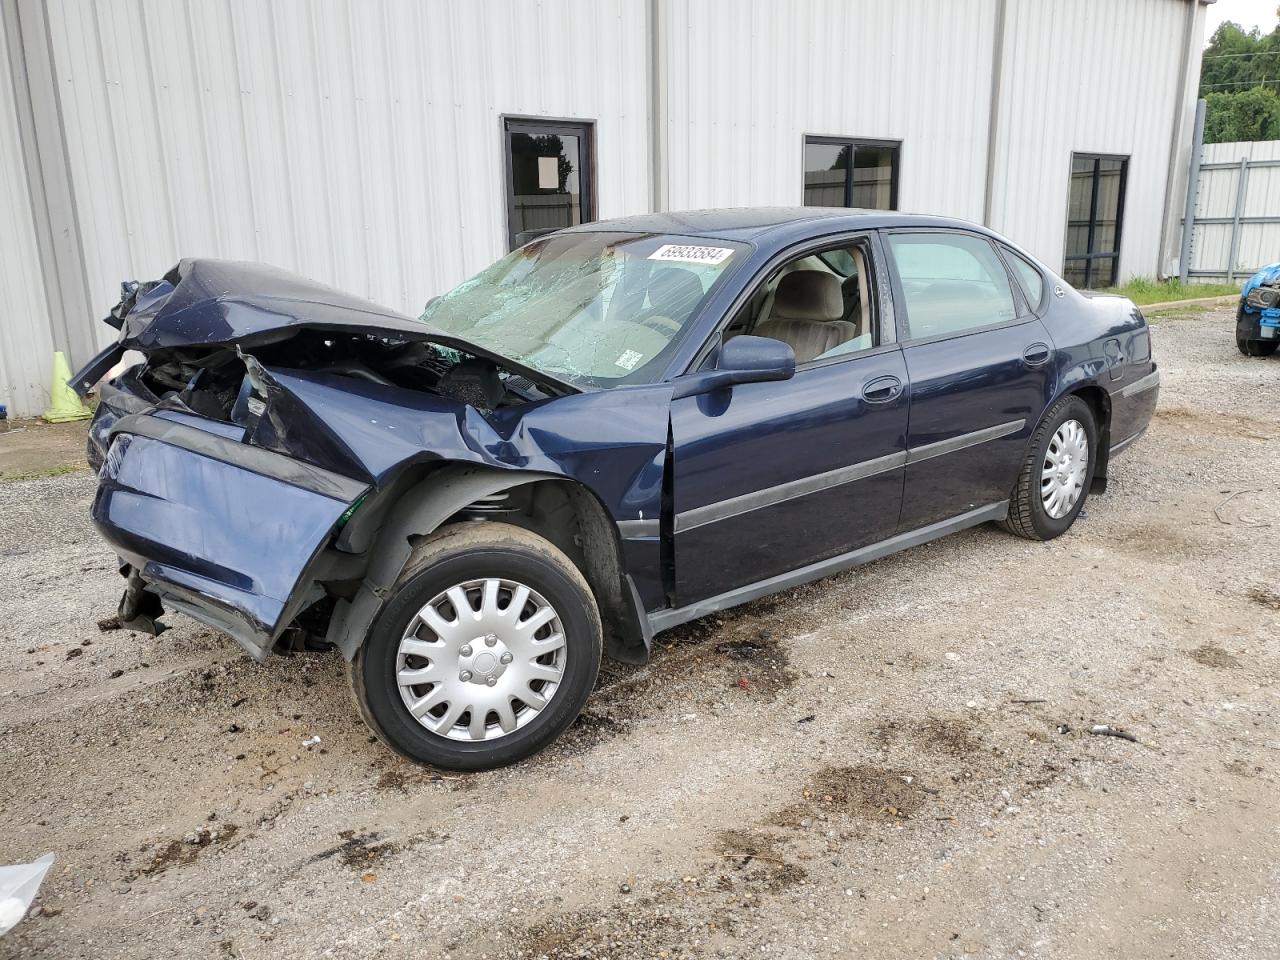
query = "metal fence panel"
xmin=1189 ymin=141 xmax=1280 ymax=281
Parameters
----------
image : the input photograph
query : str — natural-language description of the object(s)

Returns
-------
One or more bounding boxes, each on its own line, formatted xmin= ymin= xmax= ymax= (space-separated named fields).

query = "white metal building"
xmin=0 ymin=0 xmax=1211 ymax=416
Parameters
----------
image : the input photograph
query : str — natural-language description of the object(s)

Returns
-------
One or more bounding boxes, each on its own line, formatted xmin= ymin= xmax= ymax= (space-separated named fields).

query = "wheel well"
xmin=444 ymin=479 xmax=649 ymax=664
xmin=1068 ymin=385 xmax=1112 ymax=494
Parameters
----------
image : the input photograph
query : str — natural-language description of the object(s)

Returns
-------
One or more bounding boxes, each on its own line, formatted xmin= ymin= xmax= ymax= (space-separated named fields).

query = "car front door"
xmin=667 ymin=236 xmax=910 ymax=607
xmin=885 ymin=229 xmax=1055 ymax=529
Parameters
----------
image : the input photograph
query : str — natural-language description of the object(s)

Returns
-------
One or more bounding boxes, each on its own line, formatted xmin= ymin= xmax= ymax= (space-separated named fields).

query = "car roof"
xmin=559 ymin=207 xmax=1001 ymax=245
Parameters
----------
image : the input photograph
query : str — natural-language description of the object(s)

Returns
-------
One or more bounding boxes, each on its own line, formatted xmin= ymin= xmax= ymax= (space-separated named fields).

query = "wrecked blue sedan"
xmin=75 ymin=209 xmax=1159 ymax=769
xmin=1237 ymin=262 xmax=1280 ymax=356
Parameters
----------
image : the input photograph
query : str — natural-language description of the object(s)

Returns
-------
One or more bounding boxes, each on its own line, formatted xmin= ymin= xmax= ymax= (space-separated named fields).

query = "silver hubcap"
xmin=1041 ymin=419 xmax=1089 ymax=519
xmin=396 ymin=578 xmax=566 ymax=742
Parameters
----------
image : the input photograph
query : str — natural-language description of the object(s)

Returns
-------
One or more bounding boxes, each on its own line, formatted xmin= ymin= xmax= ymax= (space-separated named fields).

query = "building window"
xmin=504 ymin=118 xmax=594 ymax=250
xmin=1063 ymin=154 xmax=1128 ymax=289
xmin=803 ymin=137 xmax=899 ymax=210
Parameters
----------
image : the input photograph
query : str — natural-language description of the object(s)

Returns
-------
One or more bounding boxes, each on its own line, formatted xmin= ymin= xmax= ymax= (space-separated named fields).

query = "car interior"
xmin=722 ymin=244 xmax=874 ymax=363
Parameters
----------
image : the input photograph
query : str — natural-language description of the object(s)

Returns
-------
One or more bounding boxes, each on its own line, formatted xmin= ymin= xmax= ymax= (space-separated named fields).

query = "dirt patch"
xmin=130 ymin=824 xmax=239 ymax=879
xmin=506 ymin=900 xmax=686 ymax=960
xmin=806 ymin=765 xmax=930 ymax=821
xmin=715 ymin=828 xmax=808 ymax=891
xmin=375 ymin=769 xmax=409 ymax=792
xmin=0 ymin=418 xmax=91 ymax=480
xmin=306 ymin=829 xmax=415 ymax=870
xmin=1246 ymin=585 xmax=1280 ymax=610
xmin=1154 ymin=406 xmax=1279 ymax=440
xmin=1188 ymin=645 xmax=1242 ymax=669
xmin=873 ymin=715 xmax=983 ymax=757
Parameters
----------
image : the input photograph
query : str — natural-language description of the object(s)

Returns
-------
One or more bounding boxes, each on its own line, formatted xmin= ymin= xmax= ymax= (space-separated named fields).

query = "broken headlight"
xmin=1247 ymin=285 xmax=1280 ymax=309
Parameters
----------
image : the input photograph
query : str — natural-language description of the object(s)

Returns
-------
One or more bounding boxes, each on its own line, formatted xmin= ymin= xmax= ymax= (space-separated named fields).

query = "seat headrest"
xmin=645 ymin=267 xmax=705 ymax=319
xmin=773 ymin=270 xmax=843 ymax=322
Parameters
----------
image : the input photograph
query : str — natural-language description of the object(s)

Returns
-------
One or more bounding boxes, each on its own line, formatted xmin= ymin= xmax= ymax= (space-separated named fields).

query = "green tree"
xmin=1199 ymin=18 xmax=1280 ymax=143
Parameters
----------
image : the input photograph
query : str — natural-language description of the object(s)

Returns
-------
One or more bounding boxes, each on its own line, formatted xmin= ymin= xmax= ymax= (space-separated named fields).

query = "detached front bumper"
xmin=89 ymin=399 xmax=368 ymax=660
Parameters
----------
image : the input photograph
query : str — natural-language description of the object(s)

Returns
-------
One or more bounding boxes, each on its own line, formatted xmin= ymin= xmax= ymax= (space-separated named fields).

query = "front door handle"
xmin=1022 ymin=342 xmax=1052 ymax=367
xmin=862 ymin=375 xmax=903 ymax=404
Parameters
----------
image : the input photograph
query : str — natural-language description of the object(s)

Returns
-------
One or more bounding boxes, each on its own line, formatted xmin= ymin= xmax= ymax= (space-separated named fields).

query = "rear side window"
xmin=1002 ymin=246 xmax=1045 ymax=310
xmin=888 ymin=233 xmax=1018 ymax=339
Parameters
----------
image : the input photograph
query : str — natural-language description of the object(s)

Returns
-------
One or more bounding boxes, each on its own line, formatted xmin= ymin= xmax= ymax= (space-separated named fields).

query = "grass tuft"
xmin=1097 ymin=277 xmax=1240 ymax=305
xmin=0 ymin=463 xmax=91 ymax=483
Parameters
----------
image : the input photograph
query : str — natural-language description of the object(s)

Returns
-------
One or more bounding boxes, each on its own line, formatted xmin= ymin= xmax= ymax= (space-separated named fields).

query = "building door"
xmin=1063 ymin=154 xmax=1128 ymax=289
xmin=503 ymin=119 xmax=594 ymax=250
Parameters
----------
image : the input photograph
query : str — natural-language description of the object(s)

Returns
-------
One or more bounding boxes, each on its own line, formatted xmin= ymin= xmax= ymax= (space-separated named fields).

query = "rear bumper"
xmin=1109 ymin=366 xmax=1159 ymax=457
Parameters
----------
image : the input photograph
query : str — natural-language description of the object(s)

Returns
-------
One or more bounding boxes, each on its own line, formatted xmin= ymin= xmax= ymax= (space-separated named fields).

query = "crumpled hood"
xmin=106 ymin=258 xmax=575 ymax=395
xmin=1242 ymin=262 xmax=1280 ymax=299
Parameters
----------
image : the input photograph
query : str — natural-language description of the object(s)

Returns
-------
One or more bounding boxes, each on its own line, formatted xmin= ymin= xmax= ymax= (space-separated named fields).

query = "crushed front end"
xmin=73 ymin=259 xmax=571 ymax=661
xmin=1238 ymin=263 xmax=1280 ymax=347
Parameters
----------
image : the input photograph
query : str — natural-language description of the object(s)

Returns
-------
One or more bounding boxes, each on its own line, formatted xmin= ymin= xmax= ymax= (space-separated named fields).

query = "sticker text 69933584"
xmin=647 ymin=244 xmax=734 ymax=265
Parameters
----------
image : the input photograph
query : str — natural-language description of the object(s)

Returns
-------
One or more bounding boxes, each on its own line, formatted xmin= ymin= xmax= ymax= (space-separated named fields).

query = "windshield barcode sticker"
xmin=648 ymin=244 xmax=734 ymax=265
xmin=615 ymin=349 xmax=643 ymax=371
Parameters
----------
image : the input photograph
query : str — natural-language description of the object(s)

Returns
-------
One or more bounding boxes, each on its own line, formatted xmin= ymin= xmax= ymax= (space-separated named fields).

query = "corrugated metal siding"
xmin=660 ymin=0 xmax=997 ymax=222
xmin=43 ymin=0 xmax=651 ymax=355
xmin=1191 ymin=140 xmax=1280 ymax=277
xmin=1 ymin=0 xmax=1206 ymax=414
xmin=987 ymin=0 xmax=1196 ymax=283
xmin=0 ymin=7 xmax=56 ymax=417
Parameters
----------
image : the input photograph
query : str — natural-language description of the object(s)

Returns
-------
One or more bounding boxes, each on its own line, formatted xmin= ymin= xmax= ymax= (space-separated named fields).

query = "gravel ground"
xmin=2 ymin=306 xmax=1278 ymax=960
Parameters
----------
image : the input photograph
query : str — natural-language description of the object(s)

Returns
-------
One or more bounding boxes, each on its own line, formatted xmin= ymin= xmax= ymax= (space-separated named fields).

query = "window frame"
xmin=882 ymin=227 xmax=1034 ymax=346
xmin=684 ymin=230 xmax=899 ymax=376
xmin=501 ymin=115 xmax=597 ymax=252
xmin=802 ymin=135 xmax=902 ymax=210
xmin=1062 ymin=152 xmax=1129 ymax=289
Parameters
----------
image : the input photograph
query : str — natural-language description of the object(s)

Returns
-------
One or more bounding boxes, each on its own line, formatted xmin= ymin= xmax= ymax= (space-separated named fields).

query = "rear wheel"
xmin=1238 ymin=337 xmax=1279 ymax=357
xmin=1001 ymin=395 xmax=1097 ymax=541
xmin=350 ymin=522 xmax=602 ymax=770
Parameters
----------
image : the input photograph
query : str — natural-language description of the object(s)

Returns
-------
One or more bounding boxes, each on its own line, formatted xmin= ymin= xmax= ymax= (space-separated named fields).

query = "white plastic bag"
xmin=0 ymin=854 xmax=55 ymax=935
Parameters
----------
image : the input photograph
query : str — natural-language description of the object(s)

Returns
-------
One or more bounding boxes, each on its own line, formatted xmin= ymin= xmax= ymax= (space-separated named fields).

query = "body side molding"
xmin=671 ymin=419 xmax=1024 ymax=534
xmin=649 ymin=500 xmax=1009 ymax=634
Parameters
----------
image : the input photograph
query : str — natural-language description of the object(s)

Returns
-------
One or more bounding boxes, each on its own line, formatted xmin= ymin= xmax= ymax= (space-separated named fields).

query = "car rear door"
xmin=884 ymin=229 xmax=1055 ymax=529
xmin=667 ymin=235 xmax=909 ymax=607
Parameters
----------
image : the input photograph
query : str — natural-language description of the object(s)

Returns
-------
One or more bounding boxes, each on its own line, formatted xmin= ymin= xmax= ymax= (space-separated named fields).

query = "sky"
xmin=1205 ymin=0 xmax=1280 ymax=42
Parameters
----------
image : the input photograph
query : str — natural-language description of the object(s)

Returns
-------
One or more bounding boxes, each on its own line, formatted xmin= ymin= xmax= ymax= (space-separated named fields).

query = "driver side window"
xmin=722 ymin=241 xmax=878 ymax=366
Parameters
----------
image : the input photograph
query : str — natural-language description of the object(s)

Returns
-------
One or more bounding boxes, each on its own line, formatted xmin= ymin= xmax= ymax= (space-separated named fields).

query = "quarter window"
xmin=1003 ymin=246 xmax=1045 ymax=310
xmin=888 ymin=233 xmax=1018 ymax=340
xmin=1063 ymin=154 xmax=1127 ymax=289
xmin=504 ymin=119 xmax=594 ymax=251
xmin=803 ymin=137 xmax=899 ymax=210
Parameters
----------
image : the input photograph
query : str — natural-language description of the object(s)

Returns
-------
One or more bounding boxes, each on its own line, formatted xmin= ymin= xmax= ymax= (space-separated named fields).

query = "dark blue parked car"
xmin=74 ymin=208 xmax=1159 ymax=769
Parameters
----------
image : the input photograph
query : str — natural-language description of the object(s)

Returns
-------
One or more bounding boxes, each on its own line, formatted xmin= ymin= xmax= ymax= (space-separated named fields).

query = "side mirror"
xmin=671 ymin=335 xmax=796 ymax=400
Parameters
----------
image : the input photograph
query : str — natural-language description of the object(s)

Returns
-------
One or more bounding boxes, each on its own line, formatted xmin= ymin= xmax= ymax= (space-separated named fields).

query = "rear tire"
xmin=349 ymin=521 xmax=602 ymax=771
xmin=1238 ymin=337 xmax=1278 ymax=357
xmin=1001 ymin=395 xmax=1097 ymax=541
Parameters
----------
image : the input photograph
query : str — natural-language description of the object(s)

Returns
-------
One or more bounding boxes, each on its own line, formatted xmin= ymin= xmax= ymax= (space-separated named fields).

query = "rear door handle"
xmin=1022 ymin=343 xmax=1052 ymax=367
xmin=862 ymin=375 xmax=903 ymax=403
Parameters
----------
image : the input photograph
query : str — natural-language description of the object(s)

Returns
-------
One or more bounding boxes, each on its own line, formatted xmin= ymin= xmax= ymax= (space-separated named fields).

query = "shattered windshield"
xmin=420 ymin=232 xmax=747 ymax=387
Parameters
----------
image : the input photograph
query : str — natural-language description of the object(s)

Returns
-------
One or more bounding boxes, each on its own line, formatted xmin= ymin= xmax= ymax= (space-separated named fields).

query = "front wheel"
xmin=1001 ymin=395 xmax=1097 ymax=541
xmin=350 ymin=522 xmax=602 ymax=771
xmin=1238 ymin=338 xmax=1279 ymax=357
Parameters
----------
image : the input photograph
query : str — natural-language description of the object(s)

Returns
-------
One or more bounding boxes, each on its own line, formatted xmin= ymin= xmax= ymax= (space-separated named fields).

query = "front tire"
xmin=1238 ymin=337 xmax=1278 ymax=357
xmin=350 ymin=522 xmax=602 ymax=771
xmin=1001 ymin=395 xmax=1097 ymax=541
